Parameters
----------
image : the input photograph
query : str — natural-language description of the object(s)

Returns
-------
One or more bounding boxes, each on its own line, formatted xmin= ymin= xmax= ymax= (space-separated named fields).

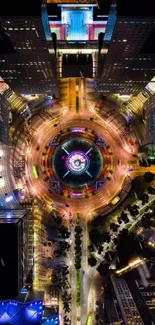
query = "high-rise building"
xmin=0 ymin=210 xmax=29 ymax=300
xmin=46 ymin=1 xmax=111 ymax=78
xmin=0 ymin=0 xmax=57 ymax=95
xmin=145 ymin=94 xmax=155 ymax=146
xmin=105 ymin=275 xmax=144 ymax=325
xmin=0 ymin=95 xmax=9 ymax=145
xmin=98 ymin=0 xmax=155 ymax=95
xmin=105 ymin=272 xmax=155 ymax=325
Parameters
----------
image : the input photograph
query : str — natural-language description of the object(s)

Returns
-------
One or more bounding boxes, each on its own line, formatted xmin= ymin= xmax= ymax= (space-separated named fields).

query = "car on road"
xmin=36 ymin=146 xmax=40 ymax=150
xmin=47 ymin=188 xmax=52 ymax=193
xmin=54 ymin=123 xmax=58 ymax=127
xmin=65 ymin=204 xmax=69 ymax=207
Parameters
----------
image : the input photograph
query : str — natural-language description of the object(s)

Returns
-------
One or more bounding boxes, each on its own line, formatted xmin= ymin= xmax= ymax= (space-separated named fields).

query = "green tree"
xmin=144 ymin=172 xmax=155 ymax=183
xmin=88 ymin=256 xmax=97 ymax=266
xmin=97 ymin=263 xmax=109 ymax=276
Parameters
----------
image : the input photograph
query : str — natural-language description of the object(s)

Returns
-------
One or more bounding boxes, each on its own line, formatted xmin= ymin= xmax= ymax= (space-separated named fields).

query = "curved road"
xmin=9 ymin=78 xmax=142 ymax=325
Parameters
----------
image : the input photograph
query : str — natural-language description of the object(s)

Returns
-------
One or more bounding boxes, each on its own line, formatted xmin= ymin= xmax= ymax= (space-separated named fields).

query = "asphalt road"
xmin=26 ymin=108 xmax=134 ymax=217
xmin=8 ymin=78 xmax=145 ymax=325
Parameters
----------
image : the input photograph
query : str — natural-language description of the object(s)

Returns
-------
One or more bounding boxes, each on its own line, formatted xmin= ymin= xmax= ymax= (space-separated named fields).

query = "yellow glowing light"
xmin=116 ymin=258 xmax=144 ymax=274
xmin=148 ymin=241 xmax=155 ymax=247
xmin=111 ymin=196 xmax=120 ymax=206
xmin=0 ymin=179 xmax=5 ymax=188
xmin=0 ymin=150 xmax=4 ymax=157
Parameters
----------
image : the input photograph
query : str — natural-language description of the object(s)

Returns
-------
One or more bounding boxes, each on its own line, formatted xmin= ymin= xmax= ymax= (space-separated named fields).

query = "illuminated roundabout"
xmin=24 ymin=110 xmax=135 ymax=216
xmin=51 ymin=137 xmax=102 ymax=188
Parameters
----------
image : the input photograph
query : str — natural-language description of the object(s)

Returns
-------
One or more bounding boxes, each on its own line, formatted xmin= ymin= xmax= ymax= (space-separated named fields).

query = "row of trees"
xmin=74 ymin=217 xmax=83 ymax=307
xmin=53 ymin=216 xmax=70 ymax=257
xmin=52 ymin=266 xmax=71 ymax=315
xmin=89 ymin=182 xmax=155 ymax=252
xmin=87 ymin=172 xmax=155 ymax=276
xmin=95 ymin=301 xmax=105 ymax=325
xmin=49 ymin=214 xmax=71 ymax=324
xmin=93 ymin=227 xmax=155 ymax=277
xmin=88 ymin=195 xmax=155 ymax=274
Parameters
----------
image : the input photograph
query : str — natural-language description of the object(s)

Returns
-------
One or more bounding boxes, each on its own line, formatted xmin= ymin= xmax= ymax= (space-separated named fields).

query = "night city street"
xmin=1 ymin=1 xmax=155 ymax=325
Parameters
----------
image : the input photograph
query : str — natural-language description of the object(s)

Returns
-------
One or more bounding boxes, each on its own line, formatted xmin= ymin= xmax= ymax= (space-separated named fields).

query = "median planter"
xmin=76 ymin=270 xmax=81 ymax=306
xmin=74 ymin=220 xmax=83 ymax=270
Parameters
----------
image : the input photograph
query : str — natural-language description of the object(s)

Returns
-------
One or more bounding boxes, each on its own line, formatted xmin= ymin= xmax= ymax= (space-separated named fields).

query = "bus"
xmin=32 ymin=165 xmax=39 ymax=179
xmin=86 ymin=314 xmax=92 ymax=325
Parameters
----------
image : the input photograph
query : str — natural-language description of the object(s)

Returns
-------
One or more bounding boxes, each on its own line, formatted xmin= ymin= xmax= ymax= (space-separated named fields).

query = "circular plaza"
xmin=53 ymin=138 xmax=102 ymax=187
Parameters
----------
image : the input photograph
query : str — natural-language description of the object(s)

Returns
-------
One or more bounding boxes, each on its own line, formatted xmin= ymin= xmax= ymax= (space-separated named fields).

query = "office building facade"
xmin=145 ymin=93 xmax=155 ymax=146
xmin=0 ymin=1 xmax=57 ymax=95
xmin=0 ymin=95 xmax=9 ymax=145
xmin=105 ymin=273 xmax=155 ymax=325
xmin=0 ymin=210 xmax=30 ymax=300
xmin=46 ymin=1 xmax=111 ymax=78
xmin=105 ymin=275 xmax=144 ymax=325
xmin=98 ymin=0 xmax=155 ymax=95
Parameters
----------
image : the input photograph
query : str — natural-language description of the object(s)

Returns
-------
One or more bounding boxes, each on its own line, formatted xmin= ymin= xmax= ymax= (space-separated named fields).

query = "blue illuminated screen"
xmin=0 ymin=300 xmax=43 ymax=325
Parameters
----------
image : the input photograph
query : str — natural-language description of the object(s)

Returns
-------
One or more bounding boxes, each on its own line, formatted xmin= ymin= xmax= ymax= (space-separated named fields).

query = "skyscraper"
xmin=0 ymin=0 xmax=57 ymax=95
xmin=105 ymin=272 xmax=155 ymax=325
xmin=0 ymin=95 xmax=9 ymax=145
xmin=145 ymin=94 xmax=155 ymax=146
xmin=105 ymin=275 xmax=144 ymax=325
xmin=98 ymin=0 xmax=155 ymax=95
xmin=0 ymin=209 xmax=29 ymax=299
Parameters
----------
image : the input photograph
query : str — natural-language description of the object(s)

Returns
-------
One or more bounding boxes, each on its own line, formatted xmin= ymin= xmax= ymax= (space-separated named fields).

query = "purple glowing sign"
xmin=71 ymin=128 xmax=84 ymax=133
xmin=72 ymin=192 xmax=83 ymax=196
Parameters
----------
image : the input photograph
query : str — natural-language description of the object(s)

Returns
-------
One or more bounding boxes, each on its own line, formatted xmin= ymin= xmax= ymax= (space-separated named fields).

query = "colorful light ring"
xmin=66 ymin=151 xmax=90 ymax=175
xmin=42 ymin=131 xmax=113 ymax=195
